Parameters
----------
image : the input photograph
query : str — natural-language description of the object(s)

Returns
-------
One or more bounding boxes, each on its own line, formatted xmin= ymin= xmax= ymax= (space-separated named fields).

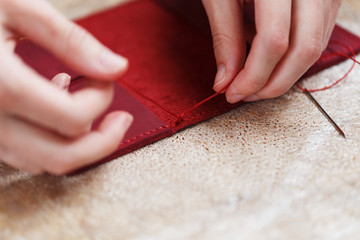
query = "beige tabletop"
xmin=1 ymin=0 xmax=360 ymax=239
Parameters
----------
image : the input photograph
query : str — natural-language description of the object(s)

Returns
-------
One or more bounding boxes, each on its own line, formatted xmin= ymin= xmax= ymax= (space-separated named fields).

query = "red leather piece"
xmin=69 ymin=78 xmax=171 ymax=154
xmin=304 ymin=25 xmax=360 ymax=78
xmin=15 ymin=0 xmax=360 ymax=168
xmin=82 ymin=0 xmax=239 ymax=131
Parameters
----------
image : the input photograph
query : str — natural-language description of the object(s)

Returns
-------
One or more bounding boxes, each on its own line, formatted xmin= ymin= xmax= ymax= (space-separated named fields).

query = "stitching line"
xmin=120 ymin=125 xmax=172 ymax=146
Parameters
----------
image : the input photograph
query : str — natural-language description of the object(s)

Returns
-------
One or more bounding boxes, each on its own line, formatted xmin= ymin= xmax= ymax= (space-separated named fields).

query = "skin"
xmin=202 ymin=0 xmax=342 ymax=103
xmin=0 ymin=0 xmax=133 ymax=175
xmin=0 ymin=0 xmax=342 ymax=174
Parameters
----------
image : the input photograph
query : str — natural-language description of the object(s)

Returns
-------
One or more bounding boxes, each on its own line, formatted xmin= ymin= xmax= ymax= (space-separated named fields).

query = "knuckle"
xmin=266 ymin=31 xmax=289 ymax=55
xmin=60 ymin=117 xmax=91 ymax=137
xmin=212 ymin=32 xmax=237 ymax=51
xmin=71 ymin=116 xmax=91 ymax=132
xmin=61 ymin=105 xmax=96 ymax=137
xmin=298 ymin=39 xmax=323 ymax=62
xmin=242 ymin=78 xmax=266 ymax=94
xmin=63 ymin=24 xmax=90 ymax=58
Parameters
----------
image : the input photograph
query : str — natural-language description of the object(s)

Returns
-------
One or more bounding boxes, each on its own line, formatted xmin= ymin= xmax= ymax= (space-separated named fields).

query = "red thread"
xmin=176 ymin=84 xmax=228 ymax=122
xmin=296 ymin=40 xmax=359 ymax=93
xmin=119 ymin=125 xmax=171 ymax=146
xmin=121 ymin=79 xmax=230 ymax=125
xmin=122 ymin=42 xmax=359 ymax=125
xmin=124 ymin=40 xmax=359 ymax=125
xmin=75 ymin=40 xmax=358 ymax=127
xmin=120 ymin=81 xmax=179 ymax=119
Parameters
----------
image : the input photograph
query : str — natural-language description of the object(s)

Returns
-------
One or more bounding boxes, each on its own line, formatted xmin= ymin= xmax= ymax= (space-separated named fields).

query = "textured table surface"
xmin=1 ymin=1 xmax=360 ymax=239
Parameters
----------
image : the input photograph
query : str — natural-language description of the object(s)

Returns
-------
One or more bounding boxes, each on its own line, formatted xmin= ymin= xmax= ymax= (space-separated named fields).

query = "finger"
xmin=0 ymin=27 xmax=23 ymax=51
xmin=0 ymin=148 xmax=43 ymax=175
xmin=0 ymin=115 xmax=43 ymax=174
xmin=51 ymin=73 xmax=92 ymax=131
xmin=322 ymin=0 xmax=332 ymax=50
xmin=244 ymin=0 xmax=324 ymax=101
xmin=1 ymin=52 xmax=114 ymax=137
xmin=3 ymin=111 xmax=133 ymax=175
xmin=324 ymin=0 xmax=342 ymax=46
xmin=226 ymin=0 xmax=292 ymax=103
xmin=4 ymin=0 xmax=128 ymax=80
xmin=202 ymin=0 xmax=246 ymax=92
xmin=51 ymin=73 xmax=71 ymax=90
xmin=54 ymin=111 xmax=133 ymax=174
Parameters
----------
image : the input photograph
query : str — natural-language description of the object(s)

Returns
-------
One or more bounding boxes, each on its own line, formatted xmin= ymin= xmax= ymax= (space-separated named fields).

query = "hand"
xmin=202 ymin=0 xmax=342 ymax=103
xmin=0 ymin=0 xmax=133 ymax=175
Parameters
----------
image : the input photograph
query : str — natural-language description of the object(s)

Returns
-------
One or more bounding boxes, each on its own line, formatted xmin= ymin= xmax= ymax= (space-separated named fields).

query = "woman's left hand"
xmin=202 ymin=0 xmax=342 ymax=103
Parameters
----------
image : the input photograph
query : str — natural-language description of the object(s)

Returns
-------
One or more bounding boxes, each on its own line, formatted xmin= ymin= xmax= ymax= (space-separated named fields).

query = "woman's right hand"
xmin=0 ymin=0 xmax=133 ymax=175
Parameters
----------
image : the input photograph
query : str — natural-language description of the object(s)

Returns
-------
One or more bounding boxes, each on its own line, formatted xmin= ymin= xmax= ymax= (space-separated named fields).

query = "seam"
xmin=120 ymin=125 xmax=171 ymax=146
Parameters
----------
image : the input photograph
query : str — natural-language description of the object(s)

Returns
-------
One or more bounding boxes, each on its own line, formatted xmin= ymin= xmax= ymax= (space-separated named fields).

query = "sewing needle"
xmin=304 ymin=88 xmax=345 ymax=138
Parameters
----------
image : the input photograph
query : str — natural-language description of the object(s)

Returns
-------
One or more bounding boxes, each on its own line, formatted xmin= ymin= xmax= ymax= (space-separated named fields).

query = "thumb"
xmin=202 ymin=0 xmax=246 ymax=92
xmin=5 ymin=0 xmax=128 ymax=80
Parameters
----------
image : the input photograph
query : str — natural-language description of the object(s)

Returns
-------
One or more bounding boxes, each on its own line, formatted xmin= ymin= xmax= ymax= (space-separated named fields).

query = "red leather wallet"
xmin=16 ymin=0 xmax=360 ymax=167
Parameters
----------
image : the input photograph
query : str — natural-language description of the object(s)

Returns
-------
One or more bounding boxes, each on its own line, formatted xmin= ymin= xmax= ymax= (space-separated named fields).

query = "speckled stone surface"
xmin=1 ymin=1 xmax=360 ymax=239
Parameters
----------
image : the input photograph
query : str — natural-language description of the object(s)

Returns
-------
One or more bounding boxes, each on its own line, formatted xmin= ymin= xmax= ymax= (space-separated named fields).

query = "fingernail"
xmin=243 ymin=95 xmax=260 ymax=102
xmin=62 ymin=75 xmax=71 ymax=90
xmin=213 ymin=64 xmax=226 ymax=91
xmin=118 ymin=112 xmax=133 ymax=130
xmin=227 ymin=94 xmax=245 ymax=104
xmin=52 ymin=73 xmax=71 ymax=90
xmin=99 ymin=49 xmax=128 ymax=73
